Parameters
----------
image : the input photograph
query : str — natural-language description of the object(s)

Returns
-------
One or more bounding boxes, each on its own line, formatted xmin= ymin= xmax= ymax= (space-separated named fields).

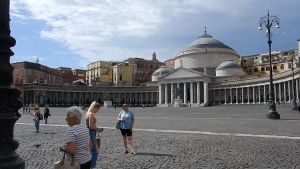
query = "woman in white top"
xmin=86 ymin=101 xmax=104 ymax=168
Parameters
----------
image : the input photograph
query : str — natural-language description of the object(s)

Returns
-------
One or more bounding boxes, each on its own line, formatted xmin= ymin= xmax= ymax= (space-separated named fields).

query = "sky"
xmin=9 ymin=0 xmax=300 ymax=69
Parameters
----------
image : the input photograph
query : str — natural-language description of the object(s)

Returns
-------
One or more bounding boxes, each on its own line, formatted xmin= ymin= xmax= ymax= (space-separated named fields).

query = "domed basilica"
xmin=154 ymin=30 xmax=300 ymax=107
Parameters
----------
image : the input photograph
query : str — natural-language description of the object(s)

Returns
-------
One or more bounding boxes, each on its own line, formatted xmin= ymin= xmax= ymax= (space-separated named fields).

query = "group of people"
xmin=59 ymin=102 xmax=136 ymax=169
xmin=31 ymin=105 xmax=51 ymax=133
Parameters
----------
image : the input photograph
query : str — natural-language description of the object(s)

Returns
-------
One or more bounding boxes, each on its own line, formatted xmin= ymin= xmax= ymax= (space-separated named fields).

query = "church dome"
xmin=174 ymin=30 xmax=240 ymax=76
xmin=152 ymin=67 xmax=170 ymax=77
xmin=152 ymin=67 xmax=170 ymax=81
xmin=216 ymin=60 xmax=241 ymax=70
xmin=216 ymin=60 xmax=246 ymax=77
xmin=185 ymin=33 xmax=233 ymax=51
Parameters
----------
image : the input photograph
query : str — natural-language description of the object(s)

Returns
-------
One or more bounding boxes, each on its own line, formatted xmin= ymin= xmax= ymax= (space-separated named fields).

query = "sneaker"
xmin=131 ymin=150 xmax=136 ymax=155
xmin=128 ymin=145 xmax=136 ymax=155
xmin=123 ymin=150 xmax=129 ymax=154
xmin=34 ymin=130 xmax=39 ymax=133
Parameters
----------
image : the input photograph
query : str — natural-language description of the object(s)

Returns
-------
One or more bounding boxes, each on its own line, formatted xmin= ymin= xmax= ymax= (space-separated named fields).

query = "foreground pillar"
xmin=0 ymin=0 xmax=25 ymax=168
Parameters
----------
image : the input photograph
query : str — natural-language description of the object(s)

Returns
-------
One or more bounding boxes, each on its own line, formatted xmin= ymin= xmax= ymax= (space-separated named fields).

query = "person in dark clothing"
xmin=44 ymin=105 xmax=51 ymax=124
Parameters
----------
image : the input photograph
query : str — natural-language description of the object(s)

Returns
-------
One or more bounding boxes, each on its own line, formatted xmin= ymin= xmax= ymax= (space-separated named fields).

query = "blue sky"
xmin=10 ymin=0 xmax=300 ymax=69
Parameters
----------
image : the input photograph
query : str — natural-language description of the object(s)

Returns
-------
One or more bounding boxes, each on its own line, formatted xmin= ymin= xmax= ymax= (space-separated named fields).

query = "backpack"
xmin=38 ymin=112 xmax=43 ymax=120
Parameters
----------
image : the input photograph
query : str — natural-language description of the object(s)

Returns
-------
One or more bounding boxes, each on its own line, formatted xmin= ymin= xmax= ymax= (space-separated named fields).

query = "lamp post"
xmin=258 ymin=11 xmax=280 ymax=119
xmin=0 ymin=0 xmax=25 ymax=168
xmin=291 ymin=54 xmax=298 ymax=110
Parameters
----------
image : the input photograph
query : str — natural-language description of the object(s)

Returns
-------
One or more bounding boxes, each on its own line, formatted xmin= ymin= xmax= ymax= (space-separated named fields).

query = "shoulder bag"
xmin=116 ymin=121 xmax=121 ymax=129
xmin=54 ymin=152 xmax=80 ymax=169
xmin=96 ymin=133 xmax=101 ymax=149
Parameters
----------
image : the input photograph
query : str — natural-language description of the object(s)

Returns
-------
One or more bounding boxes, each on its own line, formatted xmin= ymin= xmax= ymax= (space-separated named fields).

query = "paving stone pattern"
xmin=15 ymin=104 xmax=300 ymax=169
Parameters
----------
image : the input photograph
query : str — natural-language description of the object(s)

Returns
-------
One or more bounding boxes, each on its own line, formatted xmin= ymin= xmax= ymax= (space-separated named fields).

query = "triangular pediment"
xmin=163 ymin=68 xmax=205 ymax=79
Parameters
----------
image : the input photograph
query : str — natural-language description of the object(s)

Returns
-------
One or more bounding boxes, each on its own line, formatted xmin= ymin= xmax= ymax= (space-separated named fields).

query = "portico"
xmin=157 ymin=67 xmax=210 ymax=107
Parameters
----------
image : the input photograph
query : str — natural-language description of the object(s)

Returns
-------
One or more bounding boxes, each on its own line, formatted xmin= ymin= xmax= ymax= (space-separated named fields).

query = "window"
xmin=288 ymin=63 xmax=292 ymax=69
xmin=266 ymin=67 xmax=270 ymax=71
xmin=254 ymin=68 xmax=258 ymax=72
xmin=273 ymin=66 xmax=277 ymax=70
xmin=281 ymin=64 xmax=284 ymax=70
xmin=261 ymin=67 xmax=265 ymax=71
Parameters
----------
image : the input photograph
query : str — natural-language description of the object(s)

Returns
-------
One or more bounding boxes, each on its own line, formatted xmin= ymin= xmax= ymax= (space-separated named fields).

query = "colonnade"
xmin=22 ymin=85 xmax=158 ymax=107
xmin=158 ymin=81 xmax=209 ymax=106
xmin=209 ymin=78 xmax=300 ymax=105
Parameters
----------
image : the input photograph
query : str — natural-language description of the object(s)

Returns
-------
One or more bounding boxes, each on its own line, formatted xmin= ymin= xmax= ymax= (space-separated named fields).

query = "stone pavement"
xmin=15 ymin=104 xmax=300 ymax=169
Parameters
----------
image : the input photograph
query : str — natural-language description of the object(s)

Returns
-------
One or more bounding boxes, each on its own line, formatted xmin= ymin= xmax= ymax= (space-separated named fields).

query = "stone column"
xmin=264 ymin=85 xmax=266 ymax=103
xmin=253 ymin=87 xmax=255 ymax=104
xmin=284 ymin=82 xmax=287 ymax=103
xmin=242 ymin=88 xmax=244 ymax=104
xmin=258 ymin=86 xmax=261 ymax=103
xmin=236 ymin=88 xmax=238 ymax=104
xmin=296 ymin=79 xmax=299 ymax=101
xmin=170 ymin=83 xmax=174 ymax=104
xmin=184 ymin=82 xmax=187 ymax=104
xmin=190 ymin=82 xmax=194 ymax=103
xmin=230 ymin=88 xmax=232 ymax=104
xmin=159 ymin=84 xmax=162 ymax=104
xmin=288 ymin=81 xmax=291 ymax=102
xmin=165 ymin=84 xmax=168 ymax=104
xmin=247 ymin=87 xmax=250 ymax=104
xmin=204 ymin=82 xmax=209 ymax=104
xmin=278 ymin=83 xmax=281 ymax=103
xmin=197 ymin=82 xmax=200 ymax=104
xmin=224 ymin=89 xmax=227 ymax=104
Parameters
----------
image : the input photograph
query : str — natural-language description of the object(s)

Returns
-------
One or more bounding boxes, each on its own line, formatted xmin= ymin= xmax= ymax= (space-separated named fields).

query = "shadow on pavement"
xmin=279 ymin=118 xmax=300 ymax=121
xmin=135 ymin=152 xmax=175 ymax=157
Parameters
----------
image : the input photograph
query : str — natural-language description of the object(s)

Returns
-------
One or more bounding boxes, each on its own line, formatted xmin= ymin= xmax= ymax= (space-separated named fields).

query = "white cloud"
xmin=11 ymin=0 xmax=164 ymax=64
xmin=10 ymin=0 xmax=300 ymax=66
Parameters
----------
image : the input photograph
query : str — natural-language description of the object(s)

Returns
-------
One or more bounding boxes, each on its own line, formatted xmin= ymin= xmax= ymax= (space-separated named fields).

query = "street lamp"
xmin=258 ymin=11 xmax=280 ymax=119
xmin=0 ymin=0 xmax=25 ymax=168
xmin=291 ymin=54 xmax=298 ymax=110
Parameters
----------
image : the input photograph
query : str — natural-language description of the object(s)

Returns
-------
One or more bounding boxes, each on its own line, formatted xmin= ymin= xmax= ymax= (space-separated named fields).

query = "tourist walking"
xmin=32 ymin=105 xmax=42 ymax=133
xmin=25 ymin=105 xmax=29 ymax=114
xmin=43 ymin=105 xmax=51 ymax=124
xmin=59 ymin=106 xmax=91 ymax=169
xmin=117 ymin=104 xmax=136 ymax=154
xmin=86 ymin=101 xmax=104 ymax=168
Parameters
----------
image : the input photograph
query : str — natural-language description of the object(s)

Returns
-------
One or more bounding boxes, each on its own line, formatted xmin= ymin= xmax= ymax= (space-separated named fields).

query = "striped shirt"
xmin=65 ymin=125 xmax=91 ymax=164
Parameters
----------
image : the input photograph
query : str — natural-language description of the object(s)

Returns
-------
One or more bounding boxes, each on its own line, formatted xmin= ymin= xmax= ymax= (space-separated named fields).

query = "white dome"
xmin=216 ymin=60 xmax=241 ymax=70
xmin=174 ymin=32 xmax=240 ymax=75
xmin=216 ymin=60 xmax=246 ymax=77
xmin=152 ymin=67 xmax=170 ymax=81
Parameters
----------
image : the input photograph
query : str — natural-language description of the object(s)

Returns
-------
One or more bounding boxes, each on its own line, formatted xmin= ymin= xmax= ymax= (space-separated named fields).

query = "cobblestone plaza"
xmin=15 ymin=104 xmax=300 ymax=169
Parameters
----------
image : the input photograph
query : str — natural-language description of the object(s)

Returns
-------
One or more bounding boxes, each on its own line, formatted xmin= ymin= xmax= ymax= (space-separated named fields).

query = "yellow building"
xmin=86 ymin=61 xmax=114 ymax=86
xmin=113 ymin=63 xmax=133 ymax=86
xmin=241 ymin=50 xmax=297 ymax=77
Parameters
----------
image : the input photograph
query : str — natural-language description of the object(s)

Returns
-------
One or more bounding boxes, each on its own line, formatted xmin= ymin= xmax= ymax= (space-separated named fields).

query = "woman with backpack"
xmin=32 ymin=105 xmax=42 ymax=133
